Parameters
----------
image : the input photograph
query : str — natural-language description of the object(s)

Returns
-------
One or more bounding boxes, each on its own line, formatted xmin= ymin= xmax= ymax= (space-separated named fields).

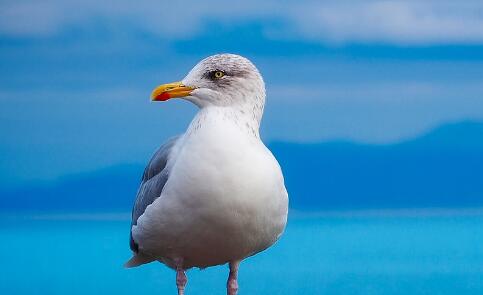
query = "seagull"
xmin=125 ymin=54 xmax=289 ymax=295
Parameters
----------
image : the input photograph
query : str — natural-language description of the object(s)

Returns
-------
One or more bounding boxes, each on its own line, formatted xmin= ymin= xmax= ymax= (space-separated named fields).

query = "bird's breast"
xmin=134 ymin=110 xmax=288 ymax=268
xmin=171 ymin=119 xmax=286 ymax=215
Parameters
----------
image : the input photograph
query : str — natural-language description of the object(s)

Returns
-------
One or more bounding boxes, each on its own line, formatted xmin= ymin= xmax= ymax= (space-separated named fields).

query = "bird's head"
xmin=151 ymin=54 xmax=265 ymax=108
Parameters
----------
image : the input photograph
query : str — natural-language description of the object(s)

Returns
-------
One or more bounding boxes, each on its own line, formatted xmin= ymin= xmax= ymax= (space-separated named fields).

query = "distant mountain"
xmin=0 ymin=164 xmax=143 ymax=212
xmin=272 ymin=121 xmax=483 ymax=210
xmin=1 ymin=121 xmax=483 ymax=212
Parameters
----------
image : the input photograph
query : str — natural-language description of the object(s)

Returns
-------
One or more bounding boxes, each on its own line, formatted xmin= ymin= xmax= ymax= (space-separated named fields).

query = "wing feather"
xmin=129 ymin=136 xmax=179 ymax=252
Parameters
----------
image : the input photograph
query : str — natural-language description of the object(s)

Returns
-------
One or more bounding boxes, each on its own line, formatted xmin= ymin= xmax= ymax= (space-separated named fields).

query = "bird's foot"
xmin=227 ymin=260 xmax=240 ymax=295
xmin=227 ymin=278 xmax=238 ymax=295
xmin=176 ymin=270 xmax=187 ymax=295
xmin=175 ymin=258 xmax=187 ymax=295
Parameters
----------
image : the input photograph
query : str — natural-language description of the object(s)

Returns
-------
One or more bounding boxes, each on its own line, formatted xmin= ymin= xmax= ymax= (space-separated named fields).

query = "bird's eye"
xmin=211 ymin=70 xmax=225 ymax=79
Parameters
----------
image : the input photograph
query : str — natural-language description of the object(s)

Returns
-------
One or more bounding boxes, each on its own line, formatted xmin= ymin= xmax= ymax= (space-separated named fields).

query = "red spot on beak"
xmin=155 ymin=92 xmax=171 ymax=101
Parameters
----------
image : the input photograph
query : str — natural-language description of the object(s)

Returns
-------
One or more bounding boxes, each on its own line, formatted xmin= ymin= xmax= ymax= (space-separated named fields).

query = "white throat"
xmin=186 ymin=104 xmax=263 ymax=140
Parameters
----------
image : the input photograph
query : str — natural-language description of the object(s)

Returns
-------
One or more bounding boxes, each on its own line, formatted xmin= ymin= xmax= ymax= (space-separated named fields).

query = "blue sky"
xmin=1 ymin=0 xmax=483 ymax=185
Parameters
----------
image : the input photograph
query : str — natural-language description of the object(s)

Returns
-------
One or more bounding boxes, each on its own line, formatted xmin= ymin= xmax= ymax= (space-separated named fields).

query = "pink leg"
xmin=174 ymin=258 xmax=187 ymax=295
xmin=227 ymin=260 xmax=240 ymax=295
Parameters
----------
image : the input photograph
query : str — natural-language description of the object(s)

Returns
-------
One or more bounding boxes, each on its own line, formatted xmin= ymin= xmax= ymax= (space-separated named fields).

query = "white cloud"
xmin=290 ymin=1 xmax=483 ymax=44
xmin=0 ymin=0 xmax=274 ymax=38
xmin=1 ymin=1 xmax=483 ymax=44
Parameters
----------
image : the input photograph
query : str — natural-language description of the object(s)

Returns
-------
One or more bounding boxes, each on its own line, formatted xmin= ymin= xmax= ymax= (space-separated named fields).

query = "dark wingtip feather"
xmin=129 ymin=231 xmax=139 ymax=253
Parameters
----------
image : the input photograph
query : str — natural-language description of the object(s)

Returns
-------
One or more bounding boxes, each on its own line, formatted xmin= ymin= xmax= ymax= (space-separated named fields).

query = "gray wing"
xmin=130 ymin=136 xmax=180 ymax=252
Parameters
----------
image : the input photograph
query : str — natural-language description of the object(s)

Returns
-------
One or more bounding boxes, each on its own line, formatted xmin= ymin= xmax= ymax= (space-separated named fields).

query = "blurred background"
xmin=1 ymin=1 xmax=483 ymax=294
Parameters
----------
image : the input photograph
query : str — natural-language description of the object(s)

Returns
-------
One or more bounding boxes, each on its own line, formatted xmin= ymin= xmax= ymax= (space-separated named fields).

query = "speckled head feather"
xmin=181 ymin=54 xmax=266 ymax=113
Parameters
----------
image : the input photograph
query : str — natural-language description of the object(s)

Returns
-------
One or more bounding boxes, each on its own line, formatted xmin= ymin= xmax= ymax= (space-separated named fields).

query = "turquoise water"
xmin=2 ymin=211 xmax=483 ymax=294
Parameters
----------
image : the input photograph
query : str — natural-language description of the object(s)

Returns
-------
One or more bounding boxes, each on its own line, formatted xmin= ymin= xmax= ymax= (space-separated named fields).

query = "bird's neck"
xmin=187 ymin=105 xmax=263 ymax=139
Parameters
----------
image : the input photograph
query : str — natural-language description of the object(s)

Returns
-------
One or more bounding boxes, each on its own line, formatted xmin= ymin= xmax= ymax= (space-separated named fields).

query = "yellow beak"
xmin=151 ymin=82 xmax=195 ymax=101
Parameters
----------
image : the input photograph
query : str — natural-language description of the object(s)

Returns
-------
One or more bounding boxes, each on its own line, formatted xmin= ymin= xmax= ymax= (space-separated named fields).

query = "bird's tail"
xmin=124 ymin=253 xmax=155 ymax=268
